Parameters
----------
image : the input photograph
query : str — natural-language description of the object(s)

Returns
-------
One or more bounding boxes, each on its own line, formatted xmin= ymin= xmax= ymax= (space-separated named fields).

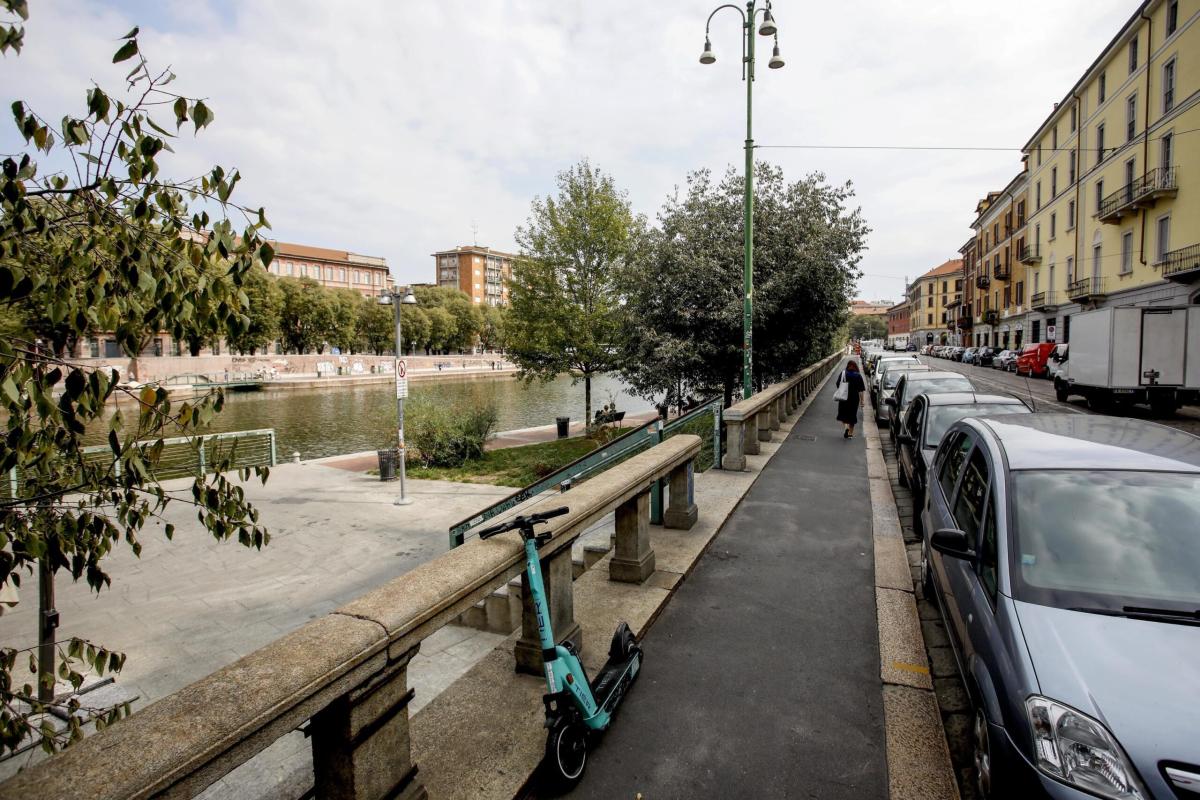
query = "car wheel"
xmin=973 ymin=708 xmax=995 ymax=799
xmin=920 ymin=540 xmax=935 ymax=604
xmin=1054 ymin=381 xmax=1069 ymax=403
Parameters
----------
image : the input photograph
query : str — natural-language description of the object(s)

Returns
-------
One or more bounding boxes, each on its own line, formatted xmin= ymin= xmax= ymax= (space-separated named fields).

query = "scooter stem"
xmin=525 ymin=536 xmax=556 ymax=652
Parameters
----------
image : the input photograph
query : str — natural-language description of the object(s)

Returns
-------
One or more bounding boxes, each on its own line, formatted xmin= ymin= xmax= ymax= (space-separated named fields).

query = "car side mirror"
xmin=885 ymin=396 xmax=897 ymax=407
xmin=897 ymin=432 xmax=915 ymax=446
xmin=930 ymin=528 xmax=977 ymax=561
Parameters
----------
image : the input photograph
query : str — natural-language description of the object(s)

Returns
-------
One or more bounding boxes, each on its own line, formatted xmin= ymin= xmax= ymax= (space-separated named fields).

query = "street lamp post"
xmin=379 ymin=287 xmax=418 ymax=505
xmin=699 ymin=1 xmax=784 ymax=400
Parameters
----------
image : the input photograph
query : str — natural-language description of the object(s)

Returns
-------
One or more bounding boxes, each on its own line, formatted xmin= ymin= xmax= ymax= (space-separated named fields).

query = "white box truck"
xmin=1053 ymin=306 xmax=1200 ymax=415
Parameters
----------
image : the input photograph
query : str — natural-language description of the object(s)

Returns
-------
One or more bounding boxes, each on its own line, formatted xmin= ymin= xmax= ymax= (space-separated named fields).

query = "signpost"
xmin=394 ymin=358 xmax=412 ymax=505
xmin=1046 ymin=325 xmax=1057 ymax=342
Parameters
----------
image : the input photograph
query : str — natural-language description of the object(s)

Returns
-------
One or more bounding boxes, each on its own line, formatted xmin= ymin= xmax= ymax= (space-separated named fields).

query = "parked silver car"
xmin=921 ymin=414 xmax=1200 ymax=799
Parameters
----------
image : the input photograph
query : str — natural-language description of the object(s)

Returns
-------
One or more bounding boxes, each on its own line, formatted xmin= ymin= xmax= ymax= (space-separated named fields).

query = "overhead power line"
xmin=756 ymin=126 xmax=1200 ymax=154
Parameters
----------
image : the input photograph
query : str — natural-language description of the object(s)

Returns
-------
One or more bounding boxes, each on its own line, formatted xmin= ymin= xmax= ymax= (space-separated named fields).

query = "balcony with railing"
xmin=983 ymin=310 xmax=999 ymax=326
xmin=1067 ymin=276 xmax=1107 ymax=302
xmin=993 ymin=260 xmax=1010 ymax=280
xmin=1030 ymin=291 xmax=1058 ymax=311
xmin=1098 ymin=167 xmax=1178 ymax=223
xmin=1161 ymin=243 xmax=1200 ymax=282
xmin=1019 ymin=243 xmax=1041 ymax=265
xmin=945 ymin=297 xmax=962 ymax=309
xmin=976 ymin=274 xmax=991 ymax=290
xmin=957 ymin=311 xmax=974 ymax=329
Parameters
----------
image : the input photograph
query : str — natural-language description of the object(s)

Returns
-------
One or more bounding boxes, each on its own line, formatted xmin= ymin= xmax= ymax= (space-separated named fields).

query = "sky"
xmin=1 ymin=0 xmax=1141 ymax=304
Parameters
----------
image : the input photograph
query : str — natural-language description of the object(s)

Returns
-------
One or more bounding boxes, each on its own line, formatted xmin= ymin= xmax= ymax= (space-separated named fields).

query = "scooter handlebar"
xmin=476 ymin=506 xmax=570 ymax=540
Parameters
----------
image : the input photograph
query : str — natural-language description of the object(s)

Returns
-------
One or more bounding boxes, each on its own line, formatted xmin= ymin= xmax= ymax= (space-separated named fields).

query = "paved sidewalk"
xmin=573 ymin=361 xmax=888 ymax=799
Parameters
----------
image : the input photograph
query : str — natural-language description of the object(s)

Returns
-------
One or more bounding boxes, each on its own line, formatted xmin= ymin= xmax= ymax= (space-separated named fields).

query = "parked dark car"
xmin=896 ymin=392 xmax=1030 ymax=507
xmin=874 ymin=363 xmax=931 ymax=421
xmin=961 ymin=347 xmax=979 ymax=365
xmin=975 ymin=347 xmax=995 ymax=367
xmin=886 ymin=372 xmax=976 ymax=443
xmin=920 ymin=414 xmax=1200 ymax=800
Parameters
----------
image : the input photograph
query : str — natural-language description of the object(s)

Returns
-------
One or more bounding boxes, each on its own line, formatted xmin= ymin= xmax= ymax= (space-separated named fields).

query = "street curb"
xmin=863 ymin=406 xmax=960 ymax=800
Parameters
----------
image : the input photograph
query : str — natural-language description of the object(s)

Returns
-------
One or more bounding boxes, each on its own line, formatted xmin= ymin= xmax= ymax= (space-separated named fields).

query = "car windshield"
xmin=1011 ymin=471 xmax=1200 ymax=611
xmin=922 ymin=403 xmax=1028 ymax=447
xmin=884 ymin=368 xmax=923 ymax=389
xmin=901 ymin=376 xmax=973 ymax=405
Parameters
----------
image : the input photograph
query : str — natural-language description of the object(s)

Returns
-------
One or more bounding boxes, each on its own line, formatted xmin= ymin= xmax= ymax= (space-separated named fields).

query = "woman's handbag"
xmin=833 ymin=372 xmax=849 ymax=402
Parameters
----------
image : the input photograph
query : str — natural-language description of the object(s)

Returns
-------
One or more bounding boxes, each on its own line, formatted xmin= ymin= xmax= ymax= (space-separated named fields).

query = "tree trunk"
xmin=584 ymin=373 xmax=592 ymax=434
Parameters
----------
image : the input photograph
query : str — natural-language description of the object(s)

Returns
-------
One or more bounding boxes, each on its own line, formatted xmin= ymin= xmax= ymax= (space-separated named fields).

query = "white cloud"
xmin=1 ymin=0 xmax=1138 ymax=301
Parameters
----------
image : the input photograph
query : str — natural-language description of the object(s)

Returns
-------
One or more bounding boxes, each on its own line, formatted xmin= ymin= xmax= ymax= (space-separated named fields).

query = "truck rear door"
xmin=1140 ymin=308 xmax=1187 ymax=386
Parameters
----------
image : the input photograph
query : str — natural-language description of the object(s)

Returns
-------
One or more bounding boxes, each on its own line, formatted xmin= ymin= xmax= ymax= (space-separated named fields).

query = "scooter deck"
xmin=589 ymin=650 xmax=640 ymax=716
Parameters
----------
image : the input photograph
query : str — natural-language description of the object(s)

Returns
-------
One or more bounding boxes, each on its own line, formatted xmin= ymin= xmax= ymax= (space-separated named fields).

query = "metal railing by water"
xmin=1 ymin=429 xmax=277 ymax=503
xmin=448 ymin=398 xmax=723 ymax=548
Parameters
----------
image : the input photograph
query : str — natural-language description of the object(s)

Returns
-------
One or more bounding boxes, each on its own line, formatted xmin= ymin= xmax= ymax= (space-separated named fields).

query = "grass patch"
xmin=406 ymin=435 xmax=604 ymax=488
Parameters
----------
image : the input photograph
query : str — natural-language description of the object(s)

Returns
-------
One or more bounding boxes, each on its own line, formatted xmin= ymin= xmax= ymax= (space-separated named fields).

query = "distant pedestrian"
xmin=834 ymin=360 xmax=866 ymax=439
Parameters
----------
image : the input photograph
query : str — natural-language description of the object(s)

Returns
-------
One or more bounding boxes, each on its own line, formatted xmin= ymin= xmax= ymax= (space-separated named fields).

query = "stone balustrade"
xmin=721 ymin=353 xmax=842 ymax=471
xmin=0 ymin=435 xmax=703 ymax=800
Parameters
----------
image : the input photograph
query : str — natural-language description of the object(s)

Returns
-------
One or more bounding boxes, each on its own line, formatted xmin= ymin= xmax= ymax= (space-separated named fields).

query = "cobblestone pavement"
xmin=877 ymin=413 xmax=979 ymax=800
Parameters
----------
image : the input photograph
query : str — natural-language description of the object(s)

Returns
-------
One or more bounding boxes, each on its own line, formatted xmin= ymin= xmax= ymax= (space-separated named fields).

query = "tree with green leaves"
xmin=425 ymin=306 xmax=456 ymax=353
xmin=508 ymin=160 xmax=641 ymax=427
xmin=355 ymin=294 xmax=393 ymax=355
xmin=848 ymin=313 xmax=886 ymax=342
xmin=277 ymin=277 xmax=334 ymax=354
xmin=0 ymin=12 xmax=272 ymax=755
xmin=400 ymin=304 xmax=431 ymax=356
xmin=326 ymin=289 xmax=361 ymax=354
xmin=226 ymin=263 xmax=283 ymax=355
xmin=478 ymin=305 xmax=507 ymax=352
xmin=621 ymin=164 xmax=868 ymax=408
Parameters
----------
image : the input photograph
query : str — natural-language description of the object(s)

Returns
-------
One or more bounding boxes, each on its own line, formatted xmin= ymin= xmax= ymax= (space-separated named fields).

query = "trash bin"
xmin=377 ymin=449 xmax=399 ymax=481
xmin=556 ymin=417 xmax=570 ymax=439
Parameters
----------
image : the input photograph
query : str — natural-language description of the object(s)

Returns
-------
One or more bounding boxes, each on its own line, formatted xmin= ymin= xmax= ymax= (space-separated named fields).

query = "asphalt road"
xmin=913 ymin=355 xmax=1200 ymax=437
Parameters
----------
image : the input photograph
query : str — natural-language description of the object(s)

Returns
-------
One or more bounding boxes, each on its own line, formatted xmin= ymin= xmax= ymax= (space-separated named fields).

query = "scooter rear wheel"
xmin=544 ymin=719 xmax=588 ymax=791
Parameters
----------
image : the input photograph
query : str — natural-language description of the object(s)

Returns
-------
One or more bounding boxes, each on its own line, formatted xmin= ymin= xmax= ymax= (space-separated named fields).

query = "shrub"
xmin=406 ymin=396 xmax=498 ymax=468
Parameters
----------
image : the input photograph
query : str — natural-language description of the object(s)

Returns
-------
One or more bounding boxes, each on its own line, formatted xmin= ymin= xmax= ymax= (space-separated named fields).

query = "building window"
xmin=955 ymin=279 xmax=962 ymax=291
xmin=1070 ymin=105 xmax=1077 ymax=132
xmin=1066 ymin=256 xmax=1074 ymax=285
xmin=1098 ymin=72 xmax=1106 ymax=103
xmin=928 ymin=297 xmax=933 ymax=308
xmin=89 ymin=338 xmax=100 ymax=358
xmin=1126 ymin=94 xmax=1137 ymax=141
xmin=928 ymin=314 xmax=933 ymax=326
xmin=1162 ymin=131 xmax=1174 ymax=171
xmin=1015 ymin=281 xmax=1024 ymax=306
xmin=1156 ymin=215 xmax=1171 ymax=262
xmin=1050 ymin=213 xmax=1056 ymax=239
xmin=942 ymin=280 xmax=948 ymax=293
xmin=993 ymin=223 xmax=999 ymax=241
xmin=1121 ymin=231 xmax=1133 ymax=274
xmin=1167 ymin=0 xmax=1179 ymax=35
xmin=1051 ymin=167 xmax=1058 ymax=197
xmin=1129 ymin=36 xmax=1138 ymax=73
xmin=1093 ymin=244 xmax=1103 ymax=280
xmin=1004 ymin=287 xmax=1012 ymax=308
xmin=1036 ymin=181 xmax=1042 ymax=210
xmin=1052 ymin=127 xmax=1058 ymax=151
xmin=1096 ymin=179 xmax=1104 ymax=212
xmin=1163 ymin=59 xmax=1176 ymax=113
xmin=1068 ymin=199 xmax=1076 ymax=229
xmin=1096 ymin=123 xmax=1106 ymax=165
xmin=1017 ymin=200 xmax=1026 ymax=225
xmin=1069 ymin=151 xmax=1076 ymax=184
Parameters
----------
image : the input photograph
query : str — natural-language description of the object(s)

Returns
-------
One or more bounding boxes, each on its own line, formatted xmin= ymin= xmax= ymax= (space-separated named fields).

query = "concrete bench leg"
xmin=311 ymin=646 xmax=427 ymax=800
xmin=514 ymin=548 xmax=582 ymax=674
xmin=757 ymin=409 xmax=772 ymax=442
xmin=722 ymin=419 xmax=746 ymax=471
xmin=610 ymin=489 xmax=656 ymax=583
xmin=745 ymin=414 xmax=760 ymax=455
xmin=663 ymin=460 xmax=698 ymax=530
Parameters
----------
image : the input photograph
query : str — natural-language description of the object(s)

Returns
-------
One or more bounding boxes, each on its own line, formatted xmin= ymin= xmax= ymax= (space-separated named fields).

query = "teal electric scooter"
xmin=477 ymin=506 xmax=642 ymax=790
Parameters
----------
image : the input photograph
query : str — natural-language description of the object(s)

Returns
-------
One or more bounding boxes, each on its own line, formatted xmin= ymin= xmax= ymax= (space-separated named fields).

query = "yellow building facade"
xmin=906 ymin=259 xmax=964 ymax=347
xmin=1023 ymin=0 xmax=1199 ymax=345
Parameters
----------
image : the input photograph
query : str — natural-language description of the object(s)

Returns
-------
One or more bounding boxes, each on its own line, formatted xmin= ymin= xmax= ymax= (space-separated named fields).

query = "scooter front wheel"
xmin=544 ymin=719 xmax=588 ymax=791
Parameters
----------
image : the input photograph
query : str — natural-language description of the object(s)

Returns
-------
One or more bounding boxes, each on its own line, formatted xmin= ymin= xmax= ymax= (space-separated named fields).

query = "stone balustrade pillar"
xmin=744 ymin=413 xmax=761 ymax=455
xmin=722 ymin=417 xmax=747 ymax=471
xmin=514 ymin=547 xmax=582 ymax=674
xmin=610 ymin=489 xmax=656 ymax=583
xmin=663 ymin=460 xmax=698 ymax=530
xmin=768 ymin=397 xmax=781 ymax=430
xmin=756 ymin=409 xmax=772 ymax=442
xmin=311 ymin=646 xmax=427 ymax=800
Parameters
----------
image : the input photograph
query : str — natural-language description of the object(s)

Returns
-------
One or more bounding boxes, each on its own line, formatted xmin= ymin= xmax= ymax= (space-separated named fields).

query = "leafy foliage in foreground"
xmin=0 ymin=19 xmax=272 ymax=755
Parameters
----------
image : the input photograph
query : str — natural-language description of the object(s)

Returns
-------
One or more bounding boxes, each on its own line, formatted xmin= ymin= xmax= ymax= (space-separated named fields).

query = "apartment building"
xmin=1022 ymin=0 xmax=1199 ymax=345
xmin=886 ymin=301 xmax=911 ymax=349
xmin=266 ymin=241 xmax=392 ymax=298
xmin=956 ymin=236 xmax=977 ymax=344
xmin=907 ymin=259 xmax=964 ymax=348
xmin=971 ymin=171 xmax=1030 ymax=350
xmin=433 ymin=246 xmax=516 ymax=307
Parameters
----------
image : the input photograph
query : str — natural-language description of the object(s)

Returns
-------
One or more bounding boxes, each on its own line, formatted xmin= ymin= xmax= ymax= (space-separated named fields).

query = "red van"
xmin=1015 ymin=342 xmax=1056 ymax=378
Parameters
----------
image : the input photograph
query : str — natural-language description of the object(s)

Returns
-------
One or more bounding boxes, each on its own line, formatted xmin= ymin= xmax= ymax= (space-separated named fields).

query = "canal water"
xmin=85 ymin=373 xmax=654 ymax=460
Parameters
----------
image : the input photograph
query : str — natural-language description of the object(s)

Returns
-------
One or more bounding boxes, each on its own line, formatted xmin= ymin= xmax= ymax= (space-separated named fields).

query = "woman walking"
xmin=835 ymin=360 xmax=866 ymax=439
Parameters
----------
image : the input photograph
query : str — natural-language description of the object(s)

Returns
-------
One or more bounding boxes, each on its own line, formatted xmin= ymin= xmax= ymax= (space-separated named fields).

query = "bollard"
xmin=292 ymin=451 xmax=301 ymax=463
